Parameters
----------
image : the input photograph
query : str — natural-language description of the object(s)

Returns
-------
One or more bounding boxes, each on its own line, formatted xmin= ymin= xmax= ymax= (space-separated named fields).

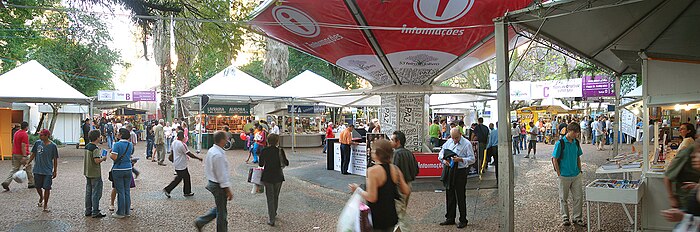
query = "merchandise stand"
xmin=585 ymin=179 xmax=644 ymax=232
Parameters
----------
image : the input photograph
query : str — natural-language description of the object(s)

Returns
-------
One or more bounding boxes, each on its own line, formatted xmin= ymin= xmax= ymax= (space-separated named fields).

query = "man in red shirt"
xmin=323 ymin=122 xmax=335 ymax=153
xmin=2 ymin=121 xmax=34 ymax=191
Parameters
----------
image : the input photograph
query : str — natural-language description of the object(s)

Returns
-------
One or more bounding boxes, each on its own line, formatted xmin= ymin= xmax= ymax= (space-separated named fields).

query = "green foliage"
xmin=28 ymin=134 xmax=61 ymax=145
xmin=240 ymin=48 xmax=364 ymax=89
xmin=0 ymin=1 xmax=120 ymax=97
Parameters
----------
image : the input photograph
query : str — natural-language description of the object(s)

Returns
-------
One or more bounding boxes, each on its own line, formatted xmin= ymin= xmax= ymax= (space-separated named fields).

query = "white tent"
xmin=182 ymin=65 xmax=276 ymax=99
xmin=303 ymin=85 xmax=494 ymax=107
xmin=0 ymin=60 xmax=89 ymax=103
xmin=275 ymin=70 xmax=345 ymax=98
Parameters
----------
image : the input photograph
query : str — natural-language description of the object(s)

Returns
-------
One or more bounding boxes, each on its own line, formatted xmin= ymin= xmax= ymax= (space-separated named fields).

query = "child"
xmin=84 ymin=129 xmax=107 ymax=218
xmin=246 ymin=128 xmax=254 ymax=163
xmin=26 ymin=129 xmax=59 ymax=212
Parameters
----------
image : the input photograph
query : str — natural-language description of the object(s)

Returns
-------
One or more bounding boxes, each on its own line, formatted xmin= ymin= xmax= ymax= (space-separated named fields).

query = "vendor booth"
xmin=0 ymin=60 xmax=90 ymax=159
xmin=178 ymin=65 xmax=277 ymax=150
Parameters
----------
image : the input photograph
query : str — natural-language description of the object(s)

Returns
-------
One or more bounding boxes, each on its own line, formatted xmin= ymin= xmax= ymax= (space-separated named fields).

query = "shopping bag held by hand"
xmin=13 ymin=168 xmax=28 ymax=183
xmin=337 ymin=188 xmax=369 ymax=232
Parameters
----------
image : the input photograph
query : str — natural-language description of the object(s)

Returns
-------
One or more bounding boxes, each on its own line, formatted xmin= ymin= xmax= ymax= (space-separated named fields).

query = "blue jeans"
xmin=146 ymin=138 xmax=154 ymax=158
xmin=519 ymin=134 xmax=526 ymax=150
xmin=85 ymin=177 xmax=103 ymax=216
xmin=430 ymin=137 xmax=440 ymax=147
xmin=107 ymin=135 xmax=115 ymax=149
xmin=113 ymin=169 xmax=132 ymax=216
xmin=196 ymin=181 xmax=228 ymax=232
xmin=512 ymin=137 xmax=520 ymax=155
xmin=252 ymin=143 xmax=260 ymax=163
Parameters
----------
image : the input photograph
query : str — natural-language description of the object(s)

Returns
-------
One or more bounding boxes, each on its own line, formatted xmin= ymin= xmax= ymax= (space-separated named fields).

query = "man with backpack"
xmin=552 ymin=122 xmax=586 ymax=227
xmin=105 ymin=120 xmax=115 ymax=149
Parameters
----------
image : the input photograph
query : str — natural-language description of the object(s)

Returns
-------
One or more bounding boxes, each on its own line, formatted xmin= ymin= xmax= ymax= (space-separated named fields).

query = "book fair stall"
xmin=276 ymin=105 xmax=327 ymax=148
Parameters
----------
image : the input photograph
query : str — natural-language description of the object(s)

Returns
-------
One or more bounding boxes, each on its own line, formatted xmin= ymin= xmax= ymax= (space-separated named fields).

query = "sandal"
xmin=42 ymin=208 xmax=50 ymax=212
xmin=37 ymin=201 xmax=43 ymax=207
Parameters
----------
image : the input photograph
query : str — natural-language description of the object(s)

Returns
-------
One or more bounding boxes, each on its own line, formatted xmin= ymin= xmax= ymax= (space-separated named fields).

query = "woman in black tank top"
xmin=349 ymin=139 xmax=411 ymax=231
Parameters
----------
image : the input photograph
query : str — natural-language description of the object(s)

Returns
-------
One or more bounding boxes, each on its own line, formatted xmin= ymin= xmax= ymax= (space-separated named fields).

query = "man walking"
xmin=487 ymin=123 xmax=499 ymax=180
xmin=525 ymin=122 xmax=538 ymax=159
xmin=552 ymin=123 xmax=586 ymax=227
xmin=339 ymin=124 xmax=356 ymax=175
xmin=594 ymin=117 xmax=606 ymax=151
xmin=474 ymin=118 xmax=490 ymax=168
xmin=164 ymin=131 xmax=203 ymax=198
xmin=2 ymin=121 xmax=34 ymax=191
xmin=105 ymin=120 xmax=115 ymax=149
xmin=154 ymin=119 xmax=166 ymax=166
xmin=195 ymin=132 xmax=233 ymax=232
xmin=391 ymin=130 xmax=419 ymax=231
xmin=82 ymin=118 xmax=92 ymax=144
xmin=26 ymin=129 xmax=59 ymax=212
xmin=146 ymin=120 xmax=155 ymax=160
xmin=429 ymin=119 xmax=441 ymax=147
xmin=438 ymin=128 xmax=475 ymax=229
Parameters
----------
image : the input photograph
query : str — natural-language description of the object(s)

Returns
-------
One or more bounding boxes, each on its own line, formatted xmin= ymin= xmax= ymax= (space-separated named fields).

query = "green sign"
xmin=203 ymin=104 xmax=250 ymax=116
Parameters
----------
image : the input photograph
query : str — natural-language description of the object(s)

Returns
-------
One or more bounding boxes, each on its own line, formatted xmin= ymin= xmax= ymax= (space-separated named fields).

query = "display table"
xmin=641 ymin=171 xmax=676 ymax=231
xmin=586 ymin=179 xmax=644 ymax=232
xmin=280 ymin=133 xmax=323 ymax=148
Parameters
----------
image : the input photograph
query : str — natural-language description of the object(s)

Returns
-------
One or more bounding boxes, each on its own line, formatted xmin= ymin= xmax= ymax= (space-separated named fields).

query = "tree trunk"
xmin=160 ymin=65 xmax=173 ymax=120
xmin=263 ymin=39 xmax=289 ymax=87
xmin=35 ymin=113 xmax=46 ymax=135
xmin=154 ymin=18 xmax=172 ymax=120
xmin=48 ymin=103 xmax=61 ymax=135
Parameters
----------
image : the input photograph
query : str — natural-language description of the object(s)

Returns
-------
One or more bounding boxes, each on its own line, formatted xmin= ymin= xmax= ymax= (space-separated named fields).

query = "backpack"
xmin=105 ymin=124 xmax=114 ymax=135
xmin=553 ymin=137 xmax=580 ymax=171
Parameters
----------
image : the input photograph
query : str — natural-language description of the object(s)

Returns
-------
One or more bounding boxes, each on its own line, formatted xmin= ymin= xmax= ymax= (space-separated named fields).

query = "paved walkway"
xmin=0 ymin=140 xmax=642 ymax=231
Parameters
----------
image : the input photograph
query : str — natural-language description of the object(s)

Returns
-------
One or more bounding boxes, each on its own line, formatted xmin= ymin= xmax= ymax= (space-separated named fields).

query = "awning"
xmin=506 ymin=0 xmax=700 ymax=74
xmin=0 ymin=60 xmax=90 ymax=104
xmin=181 ymin=65 xmax=276 ymax=100
xmin=275 ymin=70 xmax=345 ymax=98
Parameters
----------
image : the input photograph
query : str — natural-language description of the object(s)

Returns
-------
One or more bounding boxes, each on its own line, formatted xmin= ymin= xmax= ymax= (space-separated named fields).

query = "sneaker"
xmin=111 ymin=213 xmax=126 ymax=219
xmin=163 ymin=189 xmax=171 ymax=198
xmin=92 ymin=213 xmax=107 ymax=218
xmin=562 ymin=220 xmax=571 ymax=226
xmin=523 ymin=155 xmax=530 ymax=158
xmin=2 ymin=182 xmax=8 ymax=191
xmin=194 ymin=221 xmax=204 ymax=232
xmin=573 ymin=220 xmax=586 ymax=227
xmin=184 ymin=193 xmax=195 ymax=197
xmin=27 ymin=185 xmax=35 ymax=189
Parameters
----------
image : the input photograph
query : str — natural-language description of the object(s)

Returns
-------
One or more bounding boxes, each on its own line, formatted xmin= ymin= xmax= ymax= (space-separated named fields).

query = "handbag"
xmin=279 ymin=148 xmax=288 ymax=169
xmin=109 ymin=142 xmax=131 ymax=182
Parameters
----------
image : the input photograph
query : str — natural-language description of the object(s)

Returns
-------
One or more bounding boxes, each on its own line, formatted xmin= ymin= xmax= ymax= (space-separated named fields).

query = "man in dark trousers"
xmin=82 ymin=118 xmax=92 ymax=143
xmin=338 ymin=124 xmax=356 ymax=175
xmin=473 ymin=118 xmax=490 ymax=170
xmin=438 ymin=128 xmax=475 ymax=229
xmin=164 ymin=131 xmax=202 ymax=198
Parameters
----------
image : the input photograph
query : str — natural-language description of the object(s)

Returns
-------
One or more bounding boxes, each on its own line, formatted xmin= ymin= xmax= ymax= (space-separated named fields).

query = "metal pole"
xmin=495 ymin=19 xmax=514 ymax=232
xmin=641 ymin=54 xmax=650 ymax=174
xmin=614 ymin=75 xmax=621 ymax=155
xmin=291 ymin=98 xmax=296 ymax=153
xmin=198 ymin=96 xmax=202 ymax=152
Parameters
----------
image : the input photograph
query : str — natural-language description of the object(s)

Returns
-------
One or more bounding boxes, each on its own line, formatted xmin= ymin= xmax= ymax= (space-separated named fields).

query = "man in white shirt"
xmin=164 ymin=131 xmax=202 ymax=198
xmin=594 ymin=117 xmax=606 ymax=151
xmin=438 ymin=128 xmax=476 ymax=229
xmin=164 ymin=122 xmax=172 ymax=154
xmin=195 ymin=131 xmax=232 ymax=232
xmin=270 ymin=121 xmax=280 ymax=135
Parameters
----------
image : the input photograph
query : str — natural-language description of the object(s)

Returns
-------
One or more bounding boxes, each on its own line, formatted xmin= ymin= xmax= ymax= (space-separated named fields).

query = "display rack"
xmin=585 ymin=179 xmax=644 ymax=232
xmin=205 ymin=115 xmax=253 ymax=133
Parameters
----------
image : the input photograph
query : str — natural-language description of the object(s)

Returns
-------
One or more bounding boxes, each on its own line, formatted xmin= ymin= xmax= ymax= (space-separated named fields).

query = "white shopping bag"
xmin=337 ymin=189 xmax=365 ymax=232
xmin=250 ymin=167 xmax=264 ymax=185
xmin=13 ymin=169 xmax=27 ymax=183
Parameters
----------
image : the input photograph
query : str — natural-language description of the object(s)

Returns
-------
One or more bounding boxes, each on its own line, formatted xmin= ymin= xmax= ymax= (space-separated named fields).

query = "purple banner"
xmin=132 ymin=91 xmax=156 ymax=102
xmin=582 ymin=75 xmax=614 ymax=98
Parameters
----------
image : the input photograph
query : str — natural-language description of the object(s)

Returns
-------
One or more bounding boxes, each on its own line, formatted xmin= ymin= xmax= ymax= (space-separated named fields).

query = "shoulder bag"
xmin=108 ymin=142 xmax=132 ymax=182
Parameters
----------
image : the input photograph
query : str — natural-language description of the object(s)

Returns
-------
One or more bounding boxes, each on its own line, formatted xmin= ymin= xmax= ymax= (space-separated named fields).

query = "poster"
xmin=132 ymin=91 xmax=156 ymax=102
xmin=333 ymin=143 xmax=368 ymax=176
xmin=380 ymin=95 xmax=397 ymax=138
xmin=397 ymin=95 xmax=425 ymax=152
xmin=415 ymin=153 xmax=443 ymax=177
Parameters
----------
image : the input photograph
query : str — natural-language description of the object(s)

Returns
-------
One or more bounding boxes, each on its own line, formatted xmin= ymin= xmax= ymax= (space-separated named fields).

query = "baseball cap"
xmin=39 ymin=129 xmax=51 ymax=136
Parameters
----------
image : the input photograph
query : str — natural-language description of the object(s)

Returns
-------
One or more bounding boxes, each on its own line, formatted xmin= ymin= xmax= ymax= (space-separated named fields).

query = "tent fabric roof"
xmin=506 ymin=0 xmax=700 ymax=74
xmin=275 ymin=70 xmax=345 ymax=98
xmin=303 ymin=85 xmax=494 ymax=107
xmin=182 ymin=65 xmax=276 ymax=99
xmin=0 ymin=60 xmax=89 ymax=104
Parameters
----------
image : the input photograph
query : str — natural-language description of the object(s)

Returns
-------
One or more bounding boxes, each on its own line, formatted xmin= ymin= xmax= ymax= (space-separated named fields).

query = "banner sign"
xmin=582 ymin=75 xmax=615 ymax=98
xmin=98 ymin=90 xmax=131 ymax=101
xmin=510 ymin=81 xmax=532 ymax=101
xmin=414 ymin=153 xmax=442 ymax=177
xmin=203 ymin=104 xmax=250 ymax=116
xmin=530 ymin=78 xmax=583 ymax=99
xmin=249 ymin=0 xmax=532 ymax=85
xmin=287 ymin=105 xmax=326 ymax=114
xmin=132 ymin=91 xmax=156 ymax=102
xmin=333 ymin=143 xmax=368 ymax=176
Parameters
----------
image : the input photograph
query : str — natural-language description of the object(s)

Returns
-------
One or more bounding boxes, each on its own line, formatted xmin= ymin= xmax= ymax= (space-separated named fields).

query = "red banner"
xmin=414 ymin=152 xmax=442 ymax=177
xmin=249 ymin=1 xmax=392 ymax=85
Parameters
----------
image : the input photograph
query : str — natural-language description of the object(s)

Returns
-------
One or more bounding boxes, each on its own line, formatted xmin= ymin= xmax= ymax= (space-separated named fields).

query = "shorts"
xmin=34 ymin=174 xmax=53 ymax=190
xmin=528 ymin=140 xmax=537 ymax=149
xmin=596 ymin=135 xmax=605 ymax=142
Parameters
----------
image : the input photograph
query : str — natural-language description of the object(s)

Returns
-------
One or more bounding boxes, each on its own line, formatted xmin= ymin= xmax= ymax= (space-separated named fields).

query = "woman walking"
xmin=259 ymin=134 xmax=290 ymax=226
xmin=349 ymin=139 xmax=411 ymax=232
xmin=110 ymin=128 xmax=134 ymax=218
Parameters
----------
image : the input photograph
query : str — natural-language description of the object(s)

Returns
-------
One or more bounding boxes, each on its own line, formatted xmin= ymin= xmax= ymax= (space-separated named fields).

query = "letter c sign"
xmin=543 ymin=87 xmax=550 ymax=98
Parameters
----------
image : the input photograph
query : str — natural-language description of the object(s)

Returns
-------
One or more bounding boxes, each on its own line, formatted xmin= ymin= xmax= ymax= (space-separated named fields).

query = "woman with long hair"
xmin=259 ymin=134 xmax=289 ymax=226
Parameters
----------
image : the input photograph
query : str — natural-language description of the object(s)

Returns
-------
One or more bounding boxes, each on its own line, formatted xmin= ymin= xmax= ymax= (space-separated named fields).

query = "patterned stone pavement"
xmin=0 ymin=139 xmax=641 ymax=231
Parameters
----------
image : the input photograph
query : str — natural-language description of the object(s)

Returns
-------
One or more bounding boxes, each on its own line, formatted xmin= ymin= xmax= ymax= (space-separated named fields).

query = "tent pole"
xmin=614 ymin=74 xmax=621 ymax=156
xmin=198 ymin=96 xmax=202 ymax=152
xmin=495 ymin=18 xmax=514 ymax=232
xmin=291 ymin=98 xmax=296 ymax=153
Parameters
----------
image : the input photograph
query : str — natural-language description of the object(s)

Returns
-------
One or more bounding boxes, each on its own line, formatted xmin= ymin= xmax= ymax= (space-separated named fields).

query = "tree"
xmin=263 ymin=39 xmax=289 ymax=87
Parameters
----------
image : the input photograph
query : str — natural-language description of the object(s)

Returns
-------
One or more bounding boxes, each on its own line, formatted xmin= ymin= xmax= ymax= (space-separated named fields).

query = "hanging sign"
xmin=203 ymin=104 xmax=250 ymax=116
xmin=287 ymin=105 xmax=326 ymax=114
xmin=132 ymin=91 xmax=156 ymax=102
xmin=98 ymin=90 xmax=131 ymax=101
xmin=530 ymin=78 xmax=583 ymax=99
xmin=582 ymin=75 xmax=615 ymax=98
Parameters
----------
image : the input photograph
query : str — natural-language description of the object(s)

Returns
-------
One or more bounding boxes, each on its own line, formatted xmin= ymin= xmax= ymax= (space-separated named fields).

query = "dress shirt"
xmin=487 ymin=128 xmax=498 ymax=148
xmin=339 ymin=128 xmax=353 ymax=144
xmin=204 ymin=144 xmax=231 ymax=188
xmin=438 ymin=137 xmax=476 ymax=169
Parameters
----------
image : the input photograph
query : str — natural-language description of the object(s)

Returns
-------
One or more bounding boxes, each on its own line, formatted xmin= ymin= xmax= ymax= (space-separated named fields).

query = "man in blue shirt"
xmin=26 ymin=129 xmax=59 ymax=212
xmin=552 ymin=123 xmax=585 ymax=227
xmin=438 ymin=128 xmax=476 ymax=229
xmin=486 ymin=123 xmax=499 ymax=180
